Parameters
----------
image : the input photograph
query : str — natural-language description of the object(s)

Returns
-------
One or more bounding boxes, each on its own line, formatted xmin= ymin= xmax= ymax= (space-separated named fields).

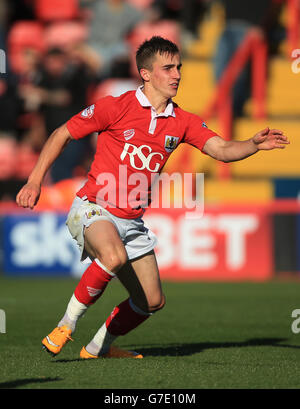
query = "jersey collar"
xmin=135 ymin=86 xmax=176 ymax=117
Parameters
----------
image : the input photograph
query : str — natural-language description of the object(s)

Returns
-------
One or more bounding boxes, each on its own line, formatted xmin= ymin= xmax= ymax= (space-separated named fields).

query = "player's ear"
xmin=140 ymin=68 xmax=150 ymax=82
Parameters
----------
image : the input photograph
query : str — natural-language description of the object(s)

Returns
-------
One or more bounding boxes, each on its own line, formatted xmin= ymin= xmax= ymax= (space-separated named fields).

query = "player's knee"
xmin=100 ymin=250 xmax=127 ymax=273
xmin=148 ymin=293 xmax=166 ymax=313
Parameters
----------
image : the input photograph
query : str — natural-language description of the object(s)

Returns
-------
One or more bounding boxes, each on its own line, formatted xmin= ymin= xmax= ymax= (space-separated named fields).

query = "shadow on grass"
xmin=51 ymin=337 xmax=299 ymax=362
xmin=135 ymin=337 xmax=300 ymax=357
xmin=0 ymin=377 xmax=62 ymax=389
xmin=53 ymin=358 xmax=83 ymax=363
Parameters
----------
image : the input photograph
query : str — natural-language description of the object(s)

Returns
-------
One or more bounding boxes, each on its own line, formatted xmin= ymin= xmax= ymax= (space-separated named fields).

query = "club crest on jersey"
xmin=123 ymin=129 xmax=135 ymax=141
xmin=164 ymin=135 xmax=179 ymax=152
xmin=81 ymin=104 xmax=95 ymax=119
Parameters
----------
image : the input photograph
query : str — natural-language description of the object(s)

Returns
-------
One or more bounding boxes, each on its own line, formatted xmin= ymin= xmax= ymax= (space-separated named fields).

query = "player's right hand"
xmin=16 ymin=182 xmax=41 ymax=209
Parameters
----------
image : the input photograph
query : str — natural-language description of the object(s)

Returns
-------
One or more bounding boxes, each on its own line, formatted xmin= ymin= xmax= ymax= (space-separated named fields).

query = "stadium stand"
xmin=1 ymin=0 xmax=299 ymax=205
xmin=169 ymin=1 xmax=300 ymax=203
xmin=43 ymin=21 xmax=88 ymax=50
xmin=7 ymin=20 xmax=45 ymax=74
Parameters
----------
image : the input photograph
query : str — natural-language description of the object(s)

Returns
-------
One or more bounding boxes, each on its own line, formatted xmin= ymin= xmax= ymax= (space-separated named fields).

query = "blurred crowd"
xmin=0 ymin=0 xmax=209 ymax=201
xmin=0 ymin=0 xmax=286 ymax=201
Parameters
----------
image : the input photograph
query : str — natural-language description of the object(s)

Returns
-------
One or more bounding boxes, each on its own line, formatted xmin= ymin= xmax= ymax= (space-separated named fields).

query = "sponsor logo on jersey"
xmin=120 ymin=143 xmax=164 ymax=172
xmin=164 ymin=135 xmax=179 ymax=152
xmin=81 ymin=104 xmax=95 ymax=119
xmin=123 ymin=129 xmax=135 ymax=141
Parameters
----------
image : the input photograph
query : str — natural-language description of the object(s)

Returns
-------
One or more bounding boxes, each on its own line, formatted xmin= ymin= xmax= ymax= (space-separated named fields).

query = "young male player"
xmin=16 ymin=36 xmax=289 ymax=359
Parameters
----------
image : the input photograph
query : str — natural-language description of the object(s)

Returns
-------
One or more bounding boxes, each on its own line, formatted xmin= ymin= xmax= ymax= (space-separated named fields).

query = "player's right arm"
xmin=16 ymin=96 xmax=117 ymax=209
xmin=16 ymin=123 xmax=72 ymax=209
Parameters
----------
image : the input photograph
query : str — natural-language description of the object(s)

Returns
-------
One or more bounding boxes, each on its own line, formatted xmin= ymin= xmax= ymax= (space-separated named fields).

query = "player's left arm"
xmin=202 ymin=127 xmax=290 ymax=162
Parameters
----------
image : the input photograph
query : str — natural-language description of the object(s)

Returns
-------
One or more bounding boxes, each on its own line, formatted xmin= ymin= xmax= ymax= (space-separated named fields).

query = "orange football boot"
xmin=42 ymin=325 xmax=73 ymax=356
xmin=80 ymin=345 xmax=143 ymax=359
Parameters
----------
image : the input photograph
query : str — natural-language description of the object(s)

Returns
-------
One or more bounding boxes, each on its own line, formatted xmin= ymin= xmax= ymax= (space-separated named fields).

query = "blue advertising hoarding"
xmin=1 ymin=202 xmax=300 ymax=278
xmin=3 ymin=212 xmax=85 ymax=276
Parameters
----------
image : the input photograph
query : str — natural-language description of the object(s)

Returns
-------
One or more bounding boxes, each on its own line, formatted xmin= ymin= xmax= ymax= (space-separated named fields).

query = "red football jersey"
xmin=66 ymin=87 xmax=219 ymax=218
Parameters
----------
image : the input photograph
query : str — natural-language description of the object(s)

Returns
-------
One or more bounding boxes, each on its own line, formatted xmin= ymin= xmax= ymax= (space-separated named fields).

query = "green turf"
xmin=1 ymin=276 xmax=300 ymax=389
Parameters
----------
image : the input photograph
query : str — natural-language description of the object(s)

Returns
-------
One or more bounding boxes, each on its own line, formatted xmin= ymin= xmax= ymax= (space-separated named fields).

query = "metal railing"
xmin=287 ymin=0 xmax=300 ymax=56
xmin=202 ymin=29 xmax=268 ymax=179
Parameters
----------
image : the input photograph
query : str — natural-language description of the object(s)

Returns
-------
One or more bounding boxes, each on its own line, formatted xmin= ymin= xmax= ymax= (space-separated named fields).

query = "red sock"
xmin=74 ymin=260 xmax=113 ymax=305
xmin=106 ymin=298 xmax=150 ymax=336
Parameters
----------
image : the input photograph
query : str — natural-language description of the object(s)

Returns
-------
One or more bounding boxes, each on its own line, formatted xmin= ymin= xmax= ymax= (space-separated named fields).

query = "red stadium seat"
xmin=34 ymin=0 xmax=80 ymax=21
xmin=0 ymin=138 xmax=17 ymax=180
xmin=7 ymin=21 xmax=45 ymax=74
xmin=7 ymin=21 xmax=45 ymax=51
xmin=15 ymin=143 xmax=39 ymax=180
xmin=44 ymin=21 xmax=88 ymax=50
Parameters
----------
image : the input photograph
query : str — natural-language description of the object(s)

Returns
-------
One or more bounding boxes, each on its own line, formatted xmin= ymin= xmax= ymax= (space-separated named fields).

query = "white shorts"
xmin=66 ymin=196 xmax=157 ymax=263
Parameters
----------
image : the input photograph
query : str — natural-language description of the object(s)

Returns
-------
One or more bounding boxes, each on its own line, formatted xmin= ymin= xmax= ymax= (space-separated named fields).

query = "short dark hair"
xmin=136 ymin=36 xmax=179 ymax=74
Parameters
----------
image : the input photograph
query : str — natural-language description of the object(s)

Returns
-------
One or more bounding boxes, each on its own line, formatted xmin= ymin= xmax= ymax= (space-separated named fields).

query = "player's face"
xmin=146 ymin=52 xmax=182 ymax=99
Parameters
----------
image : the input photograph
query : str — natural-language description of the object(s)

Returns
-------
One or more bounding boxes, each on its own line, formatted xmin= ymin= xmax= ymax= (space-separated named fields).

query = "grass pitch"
xmin=1 ymin=276 xmax=300 ymax=389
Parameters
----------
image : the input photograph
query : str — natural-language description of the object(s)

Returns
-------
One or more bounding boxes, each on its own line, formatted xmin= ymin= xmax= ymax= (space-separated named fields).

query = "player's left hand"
xmin=253 ymin=127 xmax=290 ymax=150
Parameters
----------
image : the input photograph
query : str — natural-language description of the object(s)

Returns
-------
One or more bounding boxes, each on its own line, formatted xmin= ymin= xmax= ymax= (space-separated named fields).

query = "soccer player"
xmin=16 ymin=36 xmax=289 ymax=359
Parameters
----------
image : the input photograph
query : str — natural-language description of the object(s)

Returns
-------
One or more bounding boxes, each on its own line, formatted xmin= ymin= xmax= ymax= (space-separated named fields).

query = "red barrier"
xmin=144 ymin=206 xmax=273 ymax=281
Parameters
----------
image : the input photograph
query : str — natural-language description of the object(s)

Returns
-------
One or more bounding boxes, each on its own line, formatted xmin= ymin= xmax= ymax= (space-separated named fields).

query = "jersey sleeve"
xmin=183 ymin=112 xmax=219 ymax=151
xmin=66 ymin=95 xmax=117 ymax=139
